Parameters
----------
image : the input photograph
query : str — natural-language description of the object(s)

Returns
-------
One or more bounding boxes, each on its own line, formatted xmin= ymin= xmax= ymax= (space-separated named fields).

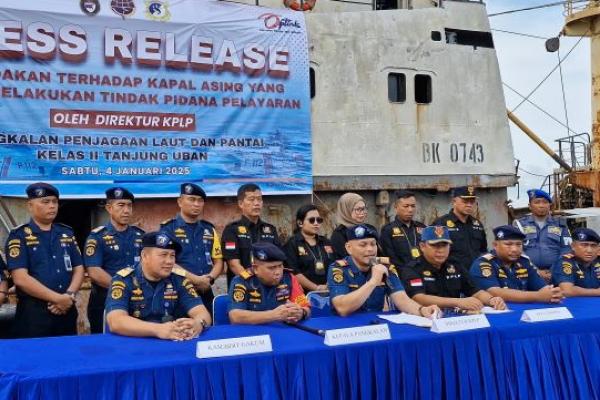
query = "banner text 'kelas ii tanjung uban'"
xmin=0 ymin=0 xmax=311 ymax=198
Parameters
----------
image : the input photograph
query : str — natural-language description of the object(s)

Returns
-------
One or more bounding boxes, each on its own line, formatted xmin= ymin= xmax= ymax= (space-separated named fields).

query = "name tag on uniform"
xmin=430 ymin=314 xmax=490 ymax=334
xmin=196 ymin=335 xmax=272 ymax=359
xmin=324 ymin=324 xmax=391 ymax=346
xmin=520 ymin=307 xmax=573 ymax=323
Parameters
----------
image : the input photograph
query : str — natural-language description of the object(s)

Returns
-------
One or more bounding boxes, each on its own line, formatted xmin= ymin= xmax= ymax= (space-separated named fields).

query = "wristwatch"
xmin=199 ymin=318 xmax=208 ymax=329
xmin=208 ymin=276 xmax=215 ymax=285
xmin=301 ymin=308 xmax=308 ymax=320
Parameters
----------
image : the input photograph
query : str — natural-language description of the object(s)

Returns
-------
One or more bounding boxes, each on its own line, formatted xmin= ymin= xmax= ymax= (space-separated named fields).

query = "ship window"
xmin=387 ymin=73 xmax=406 ymax=103
xmin=415 ymin=74 xmax=432 ymax=104
xmin=310 ymin=67 xmax=315 ymax=99
xmin=445 ymin=28 xmax=494 ymax=49
xmin=431 ymin=31 xmax=441 ymax=41
xmin=376 ymin=0 xmax=398 ymax=10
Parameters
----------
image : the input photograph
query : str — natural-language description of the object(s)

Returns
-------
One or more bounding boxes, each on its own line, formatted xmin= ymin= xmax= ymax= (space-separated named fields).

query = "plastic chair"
xmin=307 ymin=290 xmax=332 ymax=317
xmin=212 ymin=294 xmax=231 ymax=325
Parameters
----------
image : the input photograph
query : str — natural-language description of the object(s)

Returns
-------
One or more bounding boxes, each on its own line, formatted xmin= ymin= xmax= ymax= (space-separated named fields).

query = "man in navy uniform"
xmin=380 ymin=190 xmax=426 ymax=268
xmin=105 ymin=232 xmax=211 ymax=340
xmin=160 ymin=183 xmax=223 ymax=313
xmin=228 ymin=242 xmax=310 ymax=325
xmin=222 ymin=183 xmax=281 ymax=286
xmin=469 ymin=225 xmax=563 ymax=303
xmin=327 ymin=224 xmax=440 ymax=317
xmin=433 ymin=186 xmax=488 ymax=271
xmin=5 ymin=183 xmax=84 ymax=338
xmin=401 ymin=226 xmax=506 ymax=312
xmin=84 ymin=187 xmax=144 ymax=334
xmin=514 ymin=189 xmax=571 ymax=282
xmin=552 ymin=228 xmax=600 ymax=296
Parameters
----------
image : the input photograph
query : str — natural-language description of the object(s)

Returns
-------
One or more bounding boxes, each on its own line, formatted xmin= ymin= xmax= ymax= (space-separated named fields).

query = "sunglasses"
xmin=307 ymin=217 xmax=324 ymax=224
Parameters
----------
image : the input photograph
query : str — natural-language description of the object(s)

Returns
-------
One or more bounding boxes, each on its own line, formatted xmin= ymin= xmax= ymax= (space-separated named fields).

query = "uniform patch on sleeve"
xmin=562 ymin=262 xmax=573 ymax=275
xmin=409 ymin=278 xmax=423 ymax=287
xmin=182 ymin=279 xmax=198 ymax=297
xmin=110 ymin=281 xmax=126 ymax=299
xmin=480 ymin=263 xmax=492 ymax=277
xmin=233 ymin=286 xmax=246 ymax=302
xmin=85 ymin=244 xmax=96 ymax=256
xmin=446 ymin=220 xmax=455 ymax=228
xmin=332 ymin=268 xmax=344 ymax=283
xmin=225 ymin=242 xmax=236 ymax=250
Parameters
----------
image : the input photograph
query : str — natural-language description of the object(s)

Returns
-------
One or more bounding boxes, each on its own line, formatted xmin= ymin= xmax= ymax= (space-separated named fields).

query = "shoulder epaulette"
xmin=336 ymin=260 xmax=349 ymax=267
xmin=521 ymin=253 xmax=531 ymax=260
xmin=240 ymin=269 xmax=254 ymax=280
xmin=91 ymin=226 xmax=105 ymax=234
xmin=481 ymin=253 xmax=495 ymax=261
xmin=201 ymin=219 xmax=215 ymax=228
xmin=11 ymin=223 xmax=27 ymax=233
xmin=116 ymin=267 xmax=134 ymax=277
xmin=160 ymin=218 xmax=175 ymax=226
xmin=172 ymin=266 xmax=187 ymax=277
xmin=55 ymin=222 xmax=74 ymax=231
xmin=563 ymin=253 xmax=574 ymax=259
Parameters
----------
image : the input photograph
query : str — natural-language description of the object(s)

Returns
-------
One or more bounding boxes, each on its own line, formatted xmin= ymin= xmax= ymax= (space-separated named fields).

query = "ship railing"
xmin=565 ymin=1 xmax=599 ymax=17
xmin=556 ymin=132 xmax=591 ymax=169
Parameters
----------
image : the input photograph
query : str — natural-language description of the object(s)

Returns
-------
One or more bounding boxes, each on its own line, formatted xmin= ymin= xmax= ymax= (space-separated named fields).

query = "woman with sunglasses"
xmin=283 ymin=205 xmax=336 ymax=291
xmin=330 ymin=193 xmax=378 ymax=260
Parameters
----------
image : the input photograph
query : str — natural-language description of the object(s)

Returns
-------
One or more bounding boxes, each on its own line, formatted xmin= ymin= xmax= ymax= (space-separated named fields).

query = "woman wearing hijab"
xmin=283 ymin=205 xmax=336 ymax=291
xmin=330 ymin=193 xmax=378 ymax=260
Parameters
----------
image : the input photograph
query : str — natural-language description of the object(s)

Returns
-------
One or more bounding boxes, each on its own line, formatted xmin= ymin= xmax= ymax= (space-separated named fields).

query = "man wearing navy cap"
xmin=5 ymin=183 xmax=84 ymax=338
xmin=105 ymin=232 xmax=210 ymax=340
xmin=327 ymin=224 xmax=440 ymax=317
xmin=552 ymin=228 xmax=600 ymax=296
xmin=433 ymin=186 xmax=488 ymax=271
xmin=221 ymin=183 xmax=281 ymax=286
xmin=228 ymin=242 xmax=310 ymax=325
xmin=514 ymin=189 xmax=571 ymax=282
xmin=160 ymin=183 xmax=223 ymax=314
xmin=84 ymin=187 xmax=145 ymax=333
xmin=401 ymin=226 xmax=506 ymax=312
xmin=470 ymin=225 xmax=563 ymax=303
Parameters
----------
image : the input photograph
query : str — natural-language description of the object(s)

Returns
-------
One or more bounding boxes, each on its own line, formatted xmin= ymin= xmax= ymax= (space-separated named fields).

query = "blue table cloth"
xmin=1 ymin=298 xmax=600 ymax=400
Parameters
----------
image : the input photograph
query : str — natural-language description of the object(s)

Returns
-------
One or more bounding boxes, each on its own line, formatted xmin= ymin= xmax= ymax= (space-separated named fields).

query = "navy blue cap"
xmin=141 ymin=231 xmax=181 ymax=254
xmin=346 ymin=224 xmax=378 ymax=241
xmin=252 ymin=242 xmax=286 ymax=262
xmin=181 ymin=183 xmax=206 ymax=200
xmin=493 ymin=225 xmax=525 ymax=241
xmin=452 ymin=186 xmax=477 ymax=198
xmin=421 ymin=226 xmax=452 ymax=244
xmin=106 ymin=187 xmax=134 ymax=201
xmin=26 ymin=182 xmax=59 ymax=199
xmin=527 ymin=189 xmax=552 ymax=203
xmin=572 ymin=228 xmax=600 ymax=243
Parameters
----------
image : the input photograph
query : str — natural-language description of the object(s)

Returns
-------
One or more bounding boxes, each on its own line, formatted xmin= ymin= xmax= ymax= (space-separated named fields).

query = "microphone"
xmin=368 ymin=257 xmax=390 ymax=267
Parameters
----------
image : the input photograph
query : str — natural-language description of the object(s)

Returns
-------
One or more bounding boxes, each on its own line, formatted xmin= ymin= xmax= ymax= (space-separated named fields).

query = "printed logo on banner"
xmin=111 ymin=0 xmax=136 ymax=17
xmin=258 ymin=13 xmax=301 ymax=32
xmin=80 ymin=0 xmax=101 ymax=16
xmin=146 ymin=0 xmax=171 ymax=21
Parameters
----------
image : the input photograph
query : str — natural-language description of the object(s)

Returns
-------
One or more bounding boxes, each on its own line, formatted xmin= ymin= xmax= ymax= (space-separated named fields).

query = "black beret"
xmin=493 ymin=225 xmax=525 ymax=241
xmin=252 ymin=242 xmax=286 ymax=262
xmin=141 ymin=232 xmax=181 ymax=254
xmin=106 ymin=187 xmax=134 ymax=201
xmin=26 ymin=182 xmax=59 ymax=199
xmin=181 ymin=183 xmax=206 ymax=200
xmin=346 ymin=224 xmax=378 ymax=241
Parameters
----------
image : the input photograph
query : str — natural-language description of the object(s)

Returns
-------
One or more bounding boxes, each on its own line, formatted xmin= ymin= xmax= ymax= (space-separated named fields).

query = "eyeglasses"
xmin=352 ymin=207 xmax=368 ymax=214
xmin=307 ymin=217 xmax=324 ymax=224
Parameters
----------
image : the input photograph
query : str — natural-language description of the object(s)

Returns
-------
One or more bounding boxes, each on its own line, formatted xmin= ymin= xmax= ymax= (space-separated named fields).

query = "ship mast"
xmin=563 ymin=0 xmax=600 ymax=205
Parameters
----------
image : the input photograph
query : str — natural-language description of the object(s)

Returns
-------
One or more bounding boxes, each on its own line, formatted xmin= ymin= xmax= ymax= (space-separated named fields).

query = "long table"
xmin=1 ymin=298 xmax=600 ymax=400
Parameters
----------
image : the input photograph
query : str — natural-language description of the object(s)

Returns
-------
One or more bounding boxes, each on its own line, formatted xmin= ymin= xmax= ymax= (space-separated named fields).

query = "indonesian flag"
xmin=225 ymin=242 xmax=236 ymax=250
xmin=410 ymin=279 xmax=423 ymax=287
xmin=290 ymin=274 xmax=310 ymax=308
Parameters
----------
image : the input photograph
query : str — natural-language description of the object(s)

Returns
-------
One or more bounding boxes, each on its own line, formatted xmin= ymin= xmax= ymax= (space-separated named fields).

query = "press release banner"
xmin=0 ymin=0 xmax=311 ymax=197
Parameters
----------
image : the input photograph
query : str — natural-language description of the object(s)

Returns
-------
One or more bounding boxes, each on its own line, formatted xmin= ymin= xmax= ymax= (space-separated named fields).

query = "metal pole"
xmin=507 ymin=110 xmax=573 ymax=172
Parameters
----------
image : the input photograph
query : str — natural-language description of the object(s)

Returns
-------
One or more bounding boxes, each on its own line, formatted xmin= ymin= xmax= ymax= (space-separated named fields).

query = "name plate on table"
xmin=430 ymin=314 xmax=490 ymax=334
xmin=196 ymin=335 xmax=272 ymax=359
xmin=324 ymin=324 xmax=391 ymax=346
xmin=520 ymin=307 xmax=573 ymax=323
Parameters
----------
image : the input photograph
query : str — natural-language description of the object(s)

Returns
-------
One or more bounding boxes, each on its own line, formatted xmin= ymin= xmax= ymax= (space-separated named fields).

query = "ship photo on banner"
xmin=0 ymin=0 xmax=311 ymax=197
